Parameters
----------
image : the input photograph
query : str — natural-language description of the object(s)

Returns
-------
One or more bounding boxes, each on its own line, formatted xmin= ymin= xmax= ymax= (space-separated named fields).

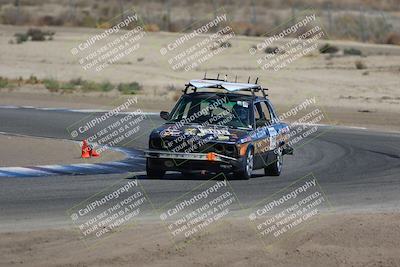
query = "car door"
xmin=253 ymin=101 xmax=279 ymax=168
xmin=265 ymin=99 xmax=290 ymax=154
xmin=252 ymin=101 xmax=270 ymax=168
xmin=263 ymin=100 xmax=280 ymax=151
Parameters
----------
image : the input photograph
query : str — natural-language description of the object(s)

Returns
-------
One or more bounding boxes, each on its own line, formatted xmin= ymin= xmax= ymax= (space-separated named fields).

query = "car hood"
xmin=151 ymin=123 xmax=251 ymax=143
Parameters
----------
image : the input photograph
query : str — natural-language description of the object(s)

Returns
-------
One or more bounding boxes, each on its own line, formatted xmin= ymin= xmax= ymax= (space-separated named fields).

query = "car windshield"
xmin=168 ymin=94 xmax=253 ymax=129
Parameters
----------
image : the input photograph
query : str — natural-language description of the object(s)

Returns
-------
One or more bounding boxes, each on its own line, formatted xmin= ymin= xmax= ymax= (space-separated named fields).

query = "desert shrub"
xmin=334 ymin=14 xmax=361 ymax=41
xmin=27 ymin=28 xmax=52 ymax=41
xmin=144 ymin=23 xmax=160 ymax=32
xmin=117 ymin=82 xmax=141 ymax=94
xmin=355 ymin=60 xmax=367 ymax=69
xmin=17 ymin=76 xmax=23 ymax=85
xmin=99 ymin=81 xmax=114 ymax=92
xmin=99 ymin=6 xmax=111 ymax=17
xmin=265 ymin=46 xmax=279 ymax=54
xmin=42 ymin=78 xmax=115 ymax=93
xmin=344 ymin=48 xmax=362 ymax=56
xmin=13 ymin=28 xmax=55 ymax=43
xmin=79 ymin=80 xmax=114 ymax=92
xmin=78 ymin=14 xmax=97 ymax=28
xmin=36 ymin=15 xmax=63 ymax=26
xmin=0 ymin=77 xmax=9 ymax=88
xmin=319 ymin=43 xmax=339 ymax=54
xmin=14 ymin=33 xmax=28 ymax=44
xmin=80 ymin=80 xmax=99 ymax=91
xmin=96 ymin=21 xmax=112 ymax=29
xmin=60 ymin=82 xmax=75 ymax=91
xmin=26 ymin=75 xmax=39 ymax=84
xmin=230 ymin=21 xmax=264 ymax=36
xmin=250 ymin=26 xmax=266 ymax=37
xmin=69 ymin=77 xmax=84 ymax=86
xmin=31 ymin=33 xmax=44 ymax=41
xmin=220 ymin=41 xmax=232 ymax=48
xmin=367 ymin=16 xmax=393 ymax=44
xmin=43 ymin=78 xmax=60 ymax=92
xmin=385 ymin=32 xmax=400 ymax=45
xmin=334 ymin=13 xmax=393 ymax=43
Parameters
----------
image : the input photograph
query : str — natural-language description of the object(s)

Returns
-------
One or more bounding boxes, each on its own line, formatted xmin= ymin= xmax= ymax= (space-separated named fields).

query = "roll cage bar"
xmin=182 ymin=74 xmax=269 ymax=99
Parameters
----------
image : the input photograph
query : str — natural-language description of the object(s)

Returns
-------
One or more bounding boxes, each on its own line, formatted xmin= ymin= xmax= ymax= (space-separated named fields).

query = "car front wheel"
xmin=233 ymin=148 xmax=253 ymax=180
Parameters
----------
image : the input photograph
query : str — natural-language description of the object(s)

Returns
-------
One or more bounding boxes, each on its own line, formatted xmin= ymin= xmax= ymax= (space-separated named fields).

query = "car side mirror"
xmin=160 ymin=111 xmax=169 ymax=120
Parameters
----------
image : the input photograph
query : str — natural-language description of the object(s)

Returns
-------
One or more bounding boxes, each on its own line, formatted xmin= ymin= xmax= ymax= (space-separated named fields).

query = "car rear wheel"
xmin=264 ymin=148 xmax=283 ymax=176
xmin=146 ymin=158 xmax=166 ymax=179
xmin=233 ymin=148 xmax=253 ymax=180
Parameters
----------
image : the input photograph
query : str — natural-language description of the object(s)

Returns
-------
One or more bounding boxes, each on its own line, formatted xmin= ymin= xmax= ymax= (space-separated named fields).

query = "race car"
xmin=144 ymin=76 xmax=293 ymax=179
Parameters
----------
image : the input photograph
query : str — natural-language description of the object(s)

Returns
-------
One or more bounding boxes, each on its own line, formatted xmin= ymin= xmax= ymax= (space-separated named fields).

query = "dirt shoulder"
xmin=0 ymin=212 xmax=399 ymax=267
xmin=0 ymin=133 xmax=125 ymax=167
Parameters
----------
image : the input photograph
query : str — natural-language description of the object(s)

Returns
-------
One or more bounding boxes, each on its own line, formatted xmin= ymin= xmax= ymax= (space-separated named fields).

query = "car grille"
xmin=150 ymin=137 xmax=238 ymax=157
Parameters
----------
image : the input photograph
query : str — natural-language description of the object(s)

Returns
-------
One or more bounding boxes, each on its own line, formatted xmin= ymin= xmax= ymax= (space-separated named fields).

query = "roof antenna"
xmin=217 ymin=73 xmax=220 ymax=80
xmin=247 ymin=76 xmax=250 ymax=83
xmin=235 ymin=75 xmax=237 ymax=83
xmin=224 ymin=74 xmax=228 ymax=82
xmin=255 ymin=77 xmax=259 ymax=84
xmin=204 ymin=72 xmax=207 ymax=79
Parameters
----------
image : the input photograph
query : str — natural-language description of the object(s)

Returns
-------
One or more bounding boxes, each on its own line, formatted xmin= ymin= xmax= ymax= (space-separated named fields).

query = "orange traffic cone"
xmin=90 ymin=145 xmax=100 ymax=157
xmin=81 ymin=140 xmax=90 ymax=158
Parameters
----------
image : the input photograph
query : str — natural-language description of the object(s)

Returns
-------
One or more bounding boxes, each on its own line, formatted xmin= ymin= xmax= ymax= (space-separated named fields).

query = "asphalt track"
xmin=0 ymin=106 xmax=400 ymax=231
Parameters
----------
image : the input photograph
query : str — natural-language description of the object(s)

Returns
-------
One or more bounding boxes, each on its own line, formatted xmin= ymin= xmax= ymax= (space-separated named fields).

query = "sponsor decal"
xmin=161 ymin=128 xmax=181 ymax=137
xmin=268 ymin=127 xmax=278 ymax=150
xmin=255 ymin=138 xmax=271 ymax=154
xmin=237 ymin=101 xmax=249 ymax=108
xmin=184 ymin=128 xmax=198 ymax=136
xmin=239 ymin=136 xmax=252 ymax=144
xmin=198 ymin=128 xmax=231 ymax=136
xmin=217 ymin=135 xmax=230 ymax=141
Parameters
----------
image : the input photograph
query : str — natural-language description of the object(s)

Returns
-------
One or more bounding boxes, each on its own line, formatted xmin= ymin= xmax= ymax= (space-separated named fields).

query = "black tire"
xmin=146 ymin=158 xmax=165 ymax=179
xmin=233 ymin=148 xmax=254 ymax=180
xmin=264 ymin=148 xmax=283 ymax=176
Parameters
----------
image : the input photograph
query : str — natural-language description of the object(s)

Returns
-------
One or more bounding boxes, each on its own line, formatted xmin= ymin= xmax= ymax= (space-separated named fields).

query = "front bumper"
xmin=144 ymin=150 xmax=243 ymax=172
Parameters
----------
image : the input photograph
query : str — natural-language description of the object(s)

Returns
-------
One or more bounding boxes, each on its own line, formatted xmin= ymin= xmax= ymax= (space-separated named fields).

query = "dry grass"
xmin=1 ymin=0 xmax=399 ymax=44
